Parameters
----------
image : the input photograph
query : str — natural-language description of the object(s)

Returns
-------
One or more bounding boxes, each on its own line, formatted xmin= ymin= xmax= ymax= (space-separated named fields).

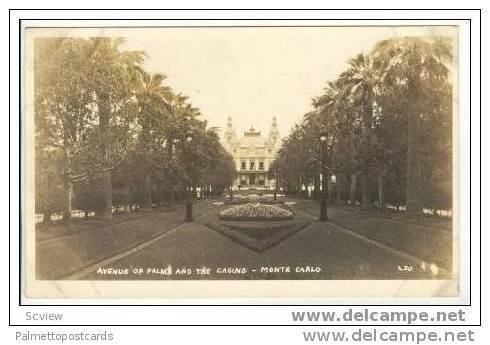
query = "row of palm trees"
xmin=35 ymin=37 xmax=237 ymax=223
xmin=270 ymin=37 xmax=453 ymax=214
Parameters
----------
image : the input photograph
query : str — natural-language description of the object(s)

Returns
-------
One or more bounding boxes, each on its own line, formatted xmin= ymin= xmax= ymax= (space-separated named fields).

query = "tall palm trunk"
xmin=145 ymin=174 xmax=152 ymax=207
xmin=406 ymin=91 xmax=423 ymax=214
xmin=98 ymin=171 xmax=112 ymax=219
xmin=142 ymin=107 xmax=153 ymax=208
xmin=61 ymin=143 xmax=72 ymax=223
xmin=349 ymin=172 xmax=357 ymax=205
xmin=361 ymin=104 xmax=373 ymax=210
xmin=97 ymin=95 xmax=113 ymax=219
xmin=166 ymin=137 xmax=176 ymax=204
xmin=377 ymin=168 xmax=385 ymax=209
xmin=125 ymin=173 xmax=131 ymax=212
xmin=360 ymin=170 xmax=371 ymax=209
xmin=335 ymin=172 xmax=346 ymax=204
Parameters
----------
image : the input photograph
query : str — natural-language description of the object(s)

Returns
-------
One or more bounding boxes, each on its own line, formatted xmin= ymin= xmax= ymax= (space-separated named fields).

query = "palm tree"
xmin=337 ymin=54 xmax=380 ymax=209
xmin=372 ymin=37 xmax=452 ymax=214
xmin=88 ymin=37 xmax=145 ymax=219
xmin=134 ymin=68 xmax=173 ymax=207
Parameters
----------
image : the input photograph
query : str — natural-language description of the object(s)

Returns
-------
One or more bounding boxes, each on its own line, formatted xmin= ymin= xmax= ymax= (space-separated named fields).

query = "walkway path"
xmin=36 ymin=199 xmax=453 ymax=280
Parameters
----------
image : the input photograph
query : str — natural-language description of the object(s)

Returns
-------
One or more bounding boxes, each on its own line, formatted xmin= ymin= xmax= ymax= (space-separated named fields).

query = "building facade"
xmin=223 ymin=116 xmax=280 ymax=190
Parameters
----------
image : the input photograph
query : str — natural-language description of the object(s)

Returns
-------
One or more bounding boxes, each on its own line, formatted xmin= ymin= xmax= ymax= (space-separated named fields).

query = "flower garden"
xmin=219 ymin=203 xmax=293 ymax=221
xmin=200 ymin=201 xmax=310 ymax=252
xmin=224 ymin=195 xmax=285 ymax=205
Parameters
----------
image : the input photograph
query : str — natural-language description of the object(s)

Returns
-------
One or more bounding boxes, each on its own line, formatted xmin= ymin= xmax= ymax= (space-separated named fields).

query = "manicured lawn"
xmin=36 ymin=198 xmax=453 ymax=281
xmin=35 ymin=205 xmax=179 ymax=243
xmin=292 ymin=200 xmax=453 ymax=271
xmin=35 ymin=202 xmax=215 ymax=279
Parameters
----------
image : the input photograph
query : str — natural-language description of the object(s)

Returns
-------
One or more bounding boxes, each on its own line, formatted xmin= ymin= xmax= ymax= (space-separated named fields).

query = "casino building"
xmin=223 ymin=116 xmax=280 ymax=190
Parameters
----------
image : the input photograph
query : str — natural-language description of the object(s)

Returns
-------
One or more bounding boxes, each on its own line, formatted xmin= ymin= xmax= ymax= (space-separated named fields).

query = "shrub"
xmin=224 ymin=198 xmax=251 ymax=205
xmin=258 ymin=199 xmax=285 ymax=205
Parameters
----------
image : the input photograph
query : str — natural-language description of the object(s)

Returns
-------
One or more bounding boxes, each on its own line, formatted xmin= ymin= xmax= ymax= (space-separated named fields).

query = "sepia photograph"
xmin=23 ymin=23 xmax=459 ymax=299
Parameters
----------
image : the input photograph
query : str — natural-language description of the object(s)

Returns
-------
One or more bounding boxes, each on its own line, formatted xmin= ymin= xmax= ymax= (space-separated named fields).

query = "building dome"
xmin=235 ymin=126 xmax=267 ymax=146
xmin=237 ymin=136 xmax=268 ymax=147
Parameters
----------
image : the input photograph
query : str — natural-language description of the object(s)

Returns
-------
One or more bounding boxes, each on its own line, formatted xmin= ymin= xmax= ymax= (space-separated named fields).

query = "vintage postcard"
xmin=22 ymin=22 xmax=461 ymax=300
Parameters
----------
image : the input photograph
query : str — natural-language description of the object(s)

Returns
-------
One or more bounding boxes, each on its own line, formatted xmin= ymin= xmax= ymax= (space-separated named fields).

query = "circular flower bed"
xmin=219 ymin=203 xmax=293 ymax=221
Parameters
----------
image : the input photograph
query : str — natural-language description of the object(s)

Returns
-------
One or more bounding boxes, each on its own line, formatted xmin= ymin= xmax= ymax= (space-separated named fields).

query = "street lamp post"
xmin=319 ymin=134 xmax=328 ymax=222
xmin=229 ymin=185 xmax=233 ymax=201
xmin=273 ymin=171 xmax=278 ymax=202
xmin=166 ymin=118 xmax=194 ymax=222
xmin=183 ymin=135 xmax=193 ymax=222
xmin=185 ymin=188 xmax=193 ymax=222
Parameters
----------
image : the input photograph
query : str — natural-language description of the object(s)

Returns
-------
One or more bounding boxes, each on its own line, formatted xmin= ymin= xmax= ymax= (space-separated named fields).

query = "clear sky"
xmin=44 ymin=25 xmax=455 ymax=139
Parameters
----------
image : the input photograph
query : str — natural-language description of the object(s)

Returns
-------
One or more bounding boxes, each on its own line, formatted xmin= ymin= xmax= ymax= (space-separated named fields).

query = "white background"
xmin=4 ymin=4 xmax=487 ymax=345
